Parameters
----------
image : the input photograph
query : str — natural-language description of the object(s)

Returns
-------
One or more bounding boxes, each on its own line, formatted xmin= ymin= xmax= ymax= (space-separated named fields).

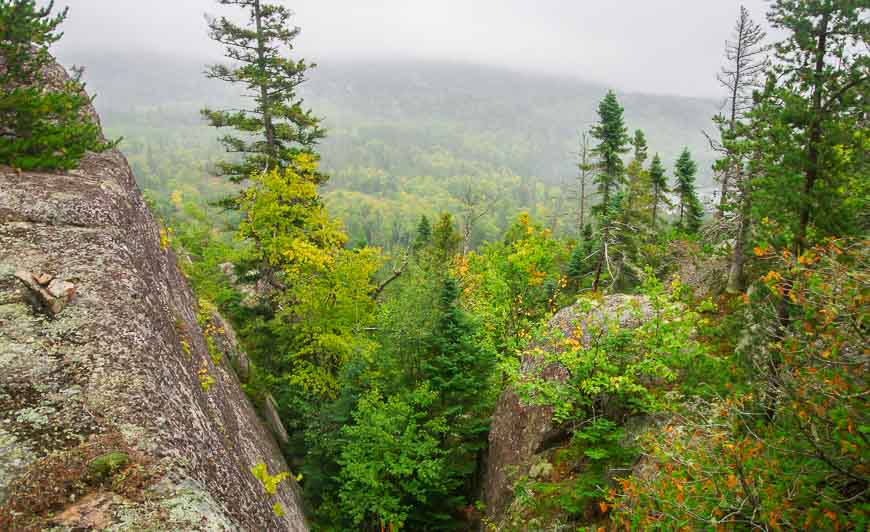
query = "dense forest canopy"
xmin=1 ymin=0 xmax=867 ymax=530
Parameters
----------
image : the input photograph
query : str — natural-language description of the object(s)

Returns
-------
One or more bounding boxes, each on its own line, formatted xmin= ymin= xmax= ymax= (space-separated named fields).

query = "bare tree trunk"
xmin=726 ymin=179 xmax=750 ymax=293
xmin=718 ymin=15 xmax=745 ymax=218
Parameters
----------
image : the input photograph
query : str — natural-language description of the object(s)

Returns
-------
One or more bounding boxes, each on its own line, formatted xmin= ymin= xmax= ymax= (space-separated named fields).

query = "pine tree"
xmin=674 ymin=148 xmax=703 ymax=233
xmin=754 ymin=0 xmax=869 ymax=255
xmin=590 ymin=91 xmax=630 ymax=291
xmin=648 ymin=153 xmax=670 ymax=229
xmin=201 ymin=0 xmax=325 ymax=198
xmin=0 ymin=0 xmax=114 ymax=170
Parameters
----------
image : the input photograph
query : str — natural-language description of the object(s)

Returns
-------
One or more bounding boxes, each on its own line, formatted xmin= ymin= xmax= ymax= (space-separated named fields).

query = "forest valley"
xmin=0 ymin=0 xmax=867 ymax=530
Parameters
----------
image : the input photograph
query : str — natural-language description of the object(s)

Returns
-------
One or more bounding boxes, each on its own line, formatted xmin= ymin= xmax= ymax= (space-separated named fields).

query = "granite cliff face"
xmin=0 ymin=63 xmax=307 ymax=530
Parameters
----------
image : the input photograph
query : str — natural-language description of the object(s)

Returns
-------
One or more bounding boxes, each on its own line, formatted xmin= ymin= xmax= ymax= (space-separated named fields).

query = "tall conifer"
xmin=590 ymin=91 xmax=630 ymax=291
xmin=674 ymin=148 xmax=703 ymax=233
xmin=201 ymin=0 xmax=325 ymax=200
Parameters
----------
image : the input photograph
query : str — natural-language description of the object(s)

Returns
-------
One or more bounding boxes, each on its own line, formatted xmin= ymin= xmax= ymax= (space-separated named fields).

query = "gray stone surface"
xmin=0 ymin=63 xmax=306 ymax=531
xmin=483 ymin=294 xmax=651 ymax=524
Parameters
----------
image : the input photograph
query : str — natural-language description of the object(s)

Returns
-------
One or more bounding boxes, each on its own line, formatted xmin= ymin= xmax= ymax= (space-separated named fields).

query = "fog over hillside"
xmin=59 ymin=50 xmax=720 ymax=189
xmin=52 ymin=0 xmax=772 ymax=98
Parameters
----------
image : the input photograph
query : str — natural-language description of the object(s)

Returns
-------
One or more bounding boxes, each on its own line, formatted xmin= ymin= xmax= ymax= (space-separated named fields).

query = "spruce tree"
xmin=201 ymin=0 xmax=325 ymax=199
xmin=714 ymin=5 xmax=768 ymax=216
xmin=674 ymin=148 xmax=703 ymax=233
xmin=648 ymin=153 xmax=670 ymax=229
xmin=624 ymin=129 xmax=649 ymax=215
xmin=591 ymin=91 xmax=630 ymax=213
xmin=571 ymin=131 xmax=595 ymax=235
xmin=420 ymin=276 xmax=494 ymax=520
xmin=413 ymin=214 xmax=432 ymax=252
xmin=0 ymin=0 xmax=114 ymax=170
xmin=566 ymin=244 xmax=587 ymax=289
xmin=590 ymin=90 xmax=630 ymax=291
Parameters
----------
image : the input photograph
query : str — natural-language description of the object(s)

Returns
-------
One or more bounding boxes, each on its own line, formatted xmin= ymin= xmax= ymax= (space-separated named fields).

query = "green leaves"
xmin=337 ymin=386 xmax=449 ymax=529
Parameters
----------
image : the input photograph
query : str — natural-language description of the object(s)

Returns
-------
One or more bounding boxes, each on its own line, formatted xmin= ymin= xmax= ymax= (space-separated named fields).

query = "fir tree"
xmin=201 ymin=0 xmax=325 ymax=199
xmin=590 ymin=90 xmax=630 ymax=290
xmin=0 ymin=0 xmax=114 ymax=170
xmin=674 ymin=148 xmax=703 ymax=233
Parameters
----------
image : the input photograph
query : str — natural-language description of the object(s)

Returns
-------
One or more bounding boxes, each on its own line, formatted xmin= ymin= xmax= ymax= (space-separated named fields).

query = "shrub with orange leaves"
xmin=611 ymin=239 xmax=868 ymax=530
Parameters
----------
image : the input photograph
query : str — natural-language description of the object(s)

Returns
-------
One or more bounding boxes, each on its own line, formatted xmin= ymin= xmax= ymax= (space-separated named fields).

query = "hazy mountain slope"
xmin=64 ymin=51 xmax=719 ymax=187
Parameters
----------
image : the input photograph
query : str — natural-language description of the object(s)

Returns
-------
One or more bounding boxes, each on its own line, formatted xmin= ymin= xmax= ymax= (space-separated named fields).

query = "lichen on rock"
xmin=0 ymin=60 xmax=307 ymax=531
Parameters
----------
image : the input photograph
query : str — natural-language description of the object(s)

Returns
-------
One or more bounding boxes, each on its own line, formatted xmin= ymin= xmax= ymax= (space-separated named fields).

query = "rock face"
xmin=0 ymin=64 xmax=307 ymax=530
xmin=483 ymin=294 xmax=651 ymax=524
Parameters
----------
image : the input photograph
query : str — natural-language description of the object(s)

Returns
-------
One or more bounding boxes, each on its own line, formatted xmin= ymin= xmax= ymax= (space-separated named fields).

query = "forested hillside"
xmin=60 ymin=51 xmax=719 ymax=248
xmin=3 ymin=1 xmax=867 ymax=531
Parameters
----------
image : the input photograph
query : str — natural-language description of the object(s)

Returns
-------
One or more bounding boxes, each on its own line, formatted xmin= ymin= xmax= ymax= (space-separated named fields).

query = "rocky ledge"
xmin=0 ymin=64 xmax=307 ymax=531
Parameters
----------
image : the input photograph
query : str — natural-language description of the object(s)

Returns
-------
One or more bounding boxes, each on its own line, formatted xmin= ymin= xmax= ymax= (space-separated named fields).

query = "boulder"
xmin=483 ymin=294 xmax=651 ymax=523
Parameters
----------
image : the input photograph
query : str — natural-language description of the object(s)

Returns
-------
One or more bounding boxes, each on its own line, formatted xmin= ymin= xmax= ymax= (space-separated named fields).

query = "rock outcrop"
xmin=0 ymin=63 xmax=306 ymax=530
xmin=483 ymin=294 xmax=651 ymax=524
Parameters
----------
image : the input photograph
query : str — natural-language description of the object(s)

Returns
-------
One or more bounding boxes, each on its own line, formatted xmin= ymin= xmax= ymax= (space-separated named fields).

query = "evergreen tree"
xmin=624 ymin=129 xmax=649 ymax=215
xmin=419 ymin=276 xmax=494 ymax=523
xmin=566 ymin=245 xmax=585 ymax=289
xmin=753 ymin=0 xmax=869 ymax=255
xmin=201 ymin=0 xmax=325 ymax=197
xmin=413 ymin=214 xmax=432 ymax=252
xmin=570 ymin=131 xmax=595 ymax=235
xmin=673 ymin=148 xmax=703 ymax=233
xmin=591 ymin=91 xmax=630 ymax=213
xmin=590 ymin=90 xmax=630 ymax=290
xmin=0 ymin=0 xmax=114 ymax=170
xmin=648 ymin=153 xmax=671 ymax=229
xmin=425 ymin=277 xmax=492 ymax=418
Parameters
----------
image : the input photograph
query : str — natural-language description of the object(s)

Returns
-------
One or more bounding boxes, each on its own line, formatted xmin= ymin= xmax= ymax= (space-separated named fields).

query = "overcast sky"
xmin=52 ymin=0 xmax=774 ymax=98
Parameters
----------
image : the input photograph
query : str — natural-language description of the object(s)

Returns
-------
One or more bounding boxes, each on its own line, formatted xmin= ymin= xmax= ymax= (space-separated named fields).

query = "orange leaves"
xmin=725 ymin=474 xmax=739 ymax=490
xmin=763 ymin=270 xmax=783 ymax=284
xmin=753 ymin=245 xmax=769 ymax=257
